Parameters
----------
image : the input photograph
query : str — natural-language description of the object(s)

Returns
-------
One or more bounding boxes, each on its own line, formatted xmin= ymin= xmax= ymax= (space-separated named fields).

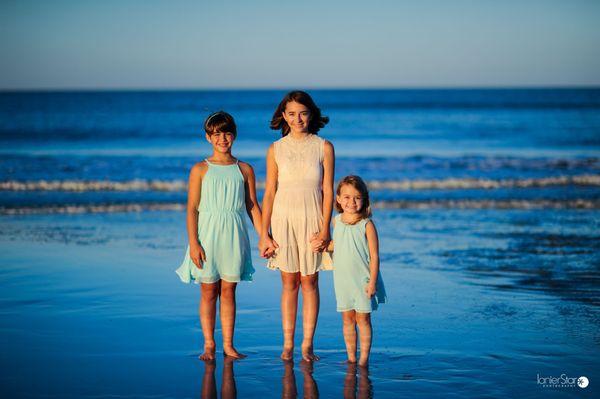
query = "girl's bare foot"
xmin=301 ymin=343 xmax=319 ymax=362
xmin=199 ymin=342 xmax=216 ymax=361
xmin=223 ymin=346 xmax=247 ymax=359
xmin=281 ymin=345 xmax=294 ymax=360
xmin=358 ymin=357 xmax=369 ymax=367
xmin=346 ymin=357 xmax=357 ymax=364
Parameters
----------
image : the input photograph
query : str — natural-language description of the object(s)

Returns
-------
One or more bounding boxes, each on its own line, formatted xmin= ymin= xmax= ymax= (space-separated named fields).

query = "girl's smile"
xmin=337 ymin=185 xmax=364 ymax=215
xmin=207 ymin=131 xmax=235 ymax=152
xmin=283 ymin=101 xmax=311 ymax=134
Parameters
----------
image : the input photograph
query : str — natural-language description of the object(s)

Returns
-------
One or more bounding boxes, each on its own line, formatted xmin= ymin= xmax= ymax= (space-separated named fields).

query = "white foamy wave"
xmin=2 ymin=199 xmax=598 ymax=215
xmin=1 ymin=174 xmax=600 ymax=192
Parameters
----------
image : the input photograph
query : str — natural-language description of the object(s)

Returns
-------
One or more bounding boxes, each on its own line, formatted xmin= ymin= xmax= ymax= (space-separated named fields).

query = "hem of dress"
xmin=265 ymin=262 xmax=320 ymax=276
xmin=336 ymin=307 xmax=374 ymax=313
xmin=175 ymin=269 xmax=254 ymax=284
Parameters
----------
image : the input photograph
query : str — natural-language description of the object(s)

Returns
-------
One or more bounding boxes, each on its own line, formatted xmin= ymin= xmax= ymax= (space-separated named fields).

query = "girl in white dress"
xmin=259 ymin=90 xmax=335 ymax=361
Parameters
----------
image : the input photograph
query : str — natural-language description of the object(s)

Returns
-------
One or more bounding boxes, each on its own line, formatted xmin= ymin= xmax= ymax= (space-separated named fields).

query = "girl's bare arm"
xmin=365 ymin=220 xmax=380 ymax=297
xmin=240 ymin=161 xmax=263 ymax=236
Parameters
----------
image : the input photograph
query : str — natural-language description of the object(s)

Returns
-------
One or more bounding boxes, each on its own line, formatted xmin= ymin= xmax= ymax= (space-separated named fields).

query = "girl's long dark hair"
xmin=270 ymin=90 xmax=329 ymax=137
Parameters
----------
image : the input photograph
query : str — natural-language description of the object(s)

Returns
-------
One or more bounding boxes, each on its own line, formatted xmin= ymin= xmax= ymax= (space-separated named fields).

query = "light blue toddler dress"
xmin=176 ymin=159 xmax=254 ymax=284
xmin=332 ymin=214 xmax=386 ymax=312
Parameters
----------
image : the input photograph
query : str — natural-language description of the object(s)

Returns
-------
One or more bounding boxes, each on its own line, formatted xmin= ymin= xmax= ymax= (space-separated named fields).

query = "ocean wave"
xmin=2 ymin=175 xmax=600 ymax=192
xmin=2 ymin=199 xmax=598 ymax=215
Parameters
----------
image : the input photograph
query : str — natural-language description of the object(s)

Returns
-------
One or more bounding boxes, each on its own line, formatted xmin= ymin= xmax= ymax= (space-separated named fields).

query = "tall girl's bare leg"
xmin=356 ymin=313 xmax=372 ymax=367
xmin=220 ymin=280 xmax=246 ymax=358
xmin=342 ymin=310 xmax=357 ymax=363
xmin=199 ymin=281 xmax=220 ymax=360
xmin=300 ymin=272 xmax=320 ymax=361
xmin=280 ymin=271 xmax=300 ymax=360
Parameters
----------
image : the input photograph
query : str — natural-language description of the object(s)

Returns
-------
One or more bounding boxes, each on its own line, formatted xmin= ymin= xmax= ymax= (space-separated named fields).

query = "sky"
xmin=1 ymin=0 xmax=599 ymax=89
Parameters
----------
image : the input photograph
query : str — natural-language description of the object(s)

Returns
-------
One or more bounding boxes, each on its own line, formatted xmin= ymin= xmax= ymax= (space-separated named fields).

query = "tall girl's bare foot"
xmin=223 ymin=345 xmax=247 ymax=359
xmin=301 ymin=343 xmax=319 ymax=362
xmin=199 ymin=342 xmax=216 ymax=361
xmin=358 ymin=357 xmax=369 ymax=368
xmin=281 ymin=345 xmax=294 ymax=360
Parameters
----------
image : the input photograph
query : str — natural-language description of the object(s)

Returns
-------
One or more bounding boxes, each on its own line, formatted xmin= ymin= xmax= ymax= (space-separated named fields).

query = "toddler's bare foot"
xmin=280 ymin=345 xmax=294 ymax=360
xmin=199 ymin=342 xmax=216 ymax=361
xmin=301 ymin=344 xmax=319 ymax=362
xmin=223 ymin=346 xmax=247 ymax=359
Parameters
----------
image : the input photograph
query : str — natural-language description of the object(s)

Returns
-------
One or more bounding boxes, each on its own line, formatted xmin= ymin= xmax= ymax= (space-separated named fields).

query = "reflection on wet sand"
xmin=282 ymin=360 xmax=320 ymax=399
xmin=201 ymin=357 xmax=237 ymax=399
xmin=344 ymin=363 xmax=373 ymax=399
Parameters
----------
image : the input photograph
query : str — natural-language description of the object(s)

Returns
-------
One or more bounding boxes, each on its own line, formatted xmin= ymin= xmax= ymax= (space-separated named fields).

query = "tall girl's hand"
xmin=190 ymin=242 xmax=206 ymax=269
xmin=312 ymin=230 xmax=331 ymax=252
xmin=259 ymin=235 xmax=279 ymax=258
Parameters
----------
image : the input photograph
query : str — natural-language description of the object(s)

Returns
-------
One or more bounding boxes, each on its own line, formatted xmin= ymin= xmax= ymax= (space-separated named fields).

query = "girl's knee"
xmin=356 ymin=313 xmax=371 ymax=326
xmin=201 ymin=283 xmax=220 ymax=301
xmin=300 ymin=275 xmax=319 ymax=292
xmin=220 ymin=281 xmax=237 ymax=299
xmin=342 ymin=311 xmax=356 ymax=325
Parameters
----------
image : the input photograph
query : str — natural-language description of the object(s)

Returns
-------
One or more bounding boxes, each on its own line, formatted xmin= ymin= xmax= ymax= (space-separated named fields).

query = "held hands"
xmin=259 ymin=235 xmax=279 ymax=259
xmin=190 ymin=242 xmax=206 ymax=269
xmin=365 ymin=282 xmax=377 ymax=298
xmin=310 ymin=231 xmax=331 ymax=253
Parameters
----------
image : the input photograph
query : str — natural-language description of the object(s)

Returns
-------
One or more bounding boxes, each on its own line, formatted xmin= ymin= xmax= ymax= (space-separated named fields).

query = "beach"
xmin=1 ymin=89 xmax=599 ymax=397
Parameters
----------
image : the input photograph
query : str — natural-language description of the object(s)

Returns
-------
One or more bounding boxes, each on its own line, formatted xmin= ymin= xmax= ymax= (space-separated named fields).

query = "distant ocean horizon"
xmin=1 ymin=88 xmax=599 ymax=213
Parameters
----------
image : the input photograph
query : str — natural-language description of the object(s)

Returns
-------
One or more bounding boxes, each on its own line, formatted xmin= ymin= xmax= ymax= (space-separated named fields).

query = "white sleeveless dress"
xmin=268 ymin=134 xmax=333 ymax=276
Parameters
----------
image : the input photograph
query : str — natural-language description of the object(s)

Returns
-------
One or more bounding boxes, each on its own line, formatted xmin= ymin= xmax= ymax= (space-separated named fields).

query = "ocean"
xmin=0 ymin=89 xmax=599 ymax=398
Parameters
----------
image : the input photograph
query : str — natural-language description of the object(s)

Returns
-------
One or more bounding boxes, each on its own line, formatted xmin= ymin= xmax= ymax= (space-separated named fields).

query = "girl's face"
xmin=206 ymin=131 xmax=235 ymax=154
xmin=337 ymin=184 xmax=364 ymax=215
xmin=282 ymin=101 xmax=311 ymax=134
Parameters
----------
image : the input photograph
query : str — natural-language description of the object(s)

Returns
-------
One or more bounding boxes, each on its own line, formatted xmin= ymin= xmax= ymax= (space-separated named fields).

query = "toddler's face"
xmin=282 ymin=101 xmax=311 ymax=133
xmin=206 ymin=131 xmax=235 ymax=153
xmin=337 ymin=184 xmax=363 ymax=215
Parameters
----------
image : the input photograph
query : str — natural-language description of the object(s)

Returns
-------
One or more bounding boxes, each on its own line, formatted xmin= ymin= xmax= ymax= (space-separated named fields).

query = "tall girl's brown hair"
xmin=270 ymin=90 xmax=329 ymax=137
xmin=335 ymin=175 xmax=372 ymax=219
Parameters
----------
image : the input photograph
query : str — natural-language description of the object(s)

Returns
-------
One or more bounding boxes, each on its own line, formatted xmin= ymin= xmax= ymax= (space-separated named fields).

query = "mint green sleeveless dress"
xmin=332 ymin=215 xmax=386 ymax=312
xmin=176 ymin=159 xmax=254 ymax=284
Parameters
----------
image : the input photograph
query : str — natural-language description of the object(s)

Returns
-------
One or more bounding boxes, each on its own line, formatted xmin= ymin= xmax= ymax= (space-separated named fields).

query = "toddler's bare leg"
xmin=280 ymin=271 xmax=300 ymax=360
xmin=342 ymin=310 xmax=357 ymax=363
xmin=300 ymin=272 xmax=320 ymax=361
xmin=356 ymin=312 xmax=372 ymax=367
xmin=220 ymin=280 xmax=246 ymax=358
xmin=199 ymin=281 xmax=220 ymax=360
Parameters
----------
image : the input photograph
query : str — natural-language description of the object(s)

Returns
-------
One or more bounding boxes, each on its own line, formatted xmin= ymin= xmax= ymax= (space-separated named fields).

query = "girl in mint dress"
xmin=322 ymin=175 xmax=386 ymax=366
xmin=176 ymin=111 xmax=262 ymax=361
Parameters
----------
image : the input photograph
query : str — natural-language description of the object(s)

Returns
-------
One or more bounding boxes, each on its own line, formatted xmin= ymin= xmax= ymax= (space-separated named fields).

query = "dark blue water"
xmin=1 ymin=89 xmax=599 ymax=212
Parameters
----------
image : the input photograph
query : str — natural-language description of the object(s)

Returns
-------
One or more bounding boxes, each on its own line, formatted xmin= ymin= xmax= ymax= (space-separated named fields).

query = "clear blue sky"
xmin=1 ymin=0 xmax=599 ymax=89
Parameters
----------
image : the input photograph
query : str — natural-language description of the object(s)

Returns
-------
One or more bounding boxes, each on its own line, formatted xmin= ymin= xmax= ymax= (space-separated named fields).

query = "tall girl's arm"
xmin=187 ymin=162 xmax=207 ymax=267
xmin=365 ymin=220 xmax=380 ymax=298
xmin=316 ymin=140 xmax=335 ymax=250
xmin=259 ymin=144 xmax=279 ymax=257
xmin=241 ymin=162 xmax=263 ymax=236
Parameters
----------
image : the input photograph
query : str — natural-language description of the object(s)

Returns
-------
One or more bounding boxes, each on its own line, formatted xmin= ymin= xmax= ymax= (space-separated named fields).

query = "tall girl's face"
xmin=337 ymin=184 xmax=364 ymax=215
xmin=282 ymin=101 xmax=311 ymax=134
xmin=206 ymin=131 xmax=235 ymax=154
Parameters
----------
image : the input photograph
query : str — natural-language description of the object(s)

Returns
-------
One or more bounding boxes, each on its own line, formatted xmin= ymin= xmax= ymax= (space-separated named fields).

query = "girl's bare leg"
xmin=220 ymin=280 xmax=246 ymax=358
xmin=280 ymin=271 xmax=300 ymax=360
xmin=300 ymin=272 xmax=320 ymax=361
xmin=300 ymin=359 xmax=319 ymax=399
xmin=356 ymin=313 xmax=372 ymax=367
xmin=199 ymin=281 xmax=220 ymax=360
xmin=342 ymin=310 xmax=357 ymax=363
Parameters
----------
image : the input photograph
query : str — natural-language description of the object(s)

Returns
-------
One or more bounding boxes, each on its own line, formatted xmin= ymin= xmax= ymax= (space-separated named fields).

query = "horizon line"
xmin=1 ymin=84 xmax=600 ymax=93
